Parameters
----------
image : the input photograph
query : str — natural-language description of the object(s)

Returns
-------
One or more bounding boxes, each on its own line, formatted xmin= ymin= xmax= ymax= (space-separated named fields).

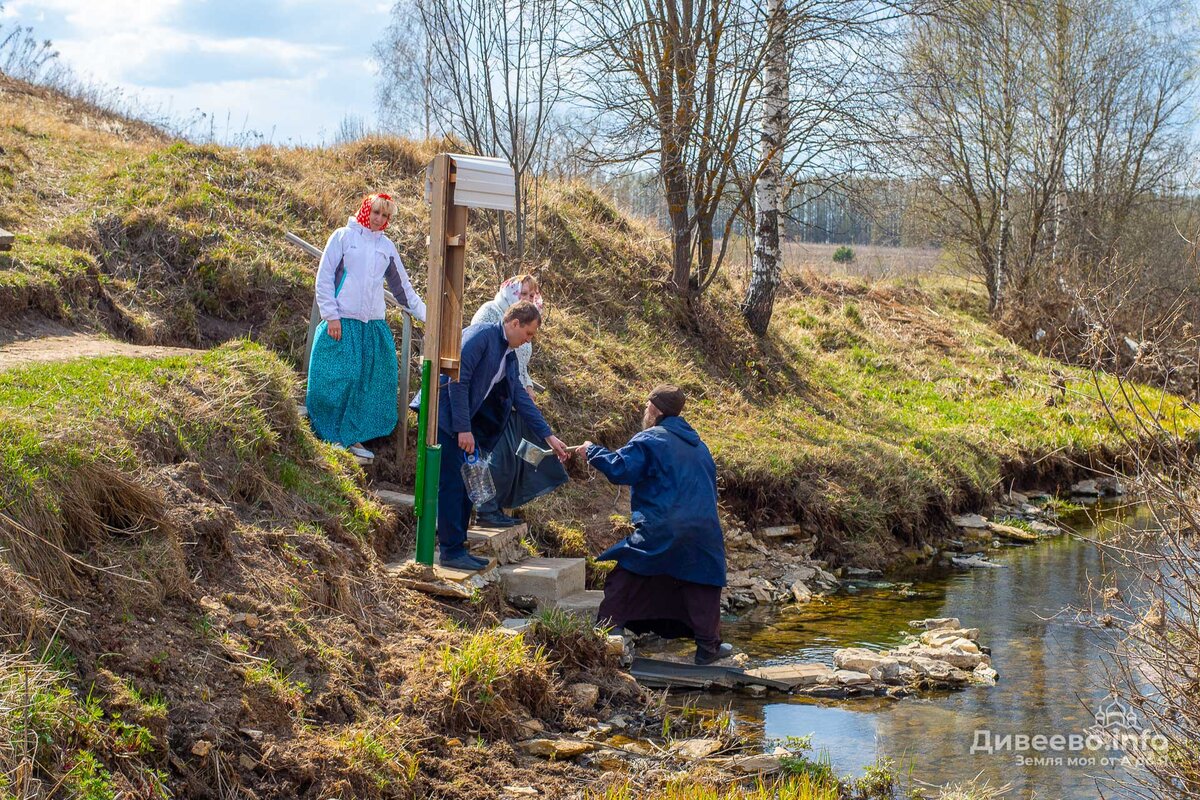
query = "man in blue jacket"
xmin=578 ymin=385 xmax=732 ymax=665
xmin=434 ymin=301 xmax=569 ymax=570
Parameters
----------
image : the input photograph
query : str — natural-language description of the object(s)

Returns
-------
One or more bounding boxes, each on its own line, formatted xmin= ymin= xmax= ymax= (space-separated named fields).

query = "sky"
xmin=3 ymin=0 xmax=392 ymax=144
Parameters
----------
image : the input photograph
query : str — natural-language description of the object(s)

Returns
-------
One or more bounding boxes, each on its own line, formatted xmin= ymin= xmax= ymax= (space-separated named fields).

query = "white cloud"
xmin=5 ymin=0 xmax=388 ymax=143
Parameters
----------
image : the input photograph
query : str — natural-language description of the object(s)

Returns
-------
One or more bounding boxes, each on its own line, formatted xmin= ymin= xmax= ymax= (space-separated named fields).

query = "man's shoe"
xmin=439 ymin=553 xmax=490 ymax=571
xmin=476 ymin=510 xmax=521 ymax=527
xmin=348 ymin=444 xmax=374 ymax=459
xmin=694 ymin=642 xmax=734 ymax=666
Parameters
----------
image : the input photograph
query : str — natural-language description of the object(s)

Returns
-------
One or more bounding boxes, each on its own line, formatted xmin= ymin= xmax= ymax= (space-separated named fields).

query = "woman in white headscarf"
xmin=471 ymin=274 xmax=540 ymax=399
xmin=469 ymin=274 xmax=567 ymax=526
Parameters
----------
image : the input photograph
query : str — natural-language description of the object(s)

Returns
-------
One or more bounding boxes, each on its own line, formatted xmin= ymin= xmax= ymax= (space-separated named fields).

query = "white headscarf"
xmin=493 ymin=276 xmax=544 ymax=312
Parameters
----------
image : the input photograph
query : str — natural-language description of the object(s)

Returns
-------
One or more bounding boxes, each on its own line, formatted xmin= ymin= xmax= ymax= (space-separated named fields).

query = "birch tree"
xmin=742 ymin=0 xmax=789 ymax=335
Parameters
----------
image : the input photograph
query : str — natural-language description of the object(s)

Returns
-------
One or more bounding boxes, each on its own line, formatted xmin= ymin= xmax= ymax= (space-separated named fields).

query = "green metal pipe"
xmin=414 ymin=359 xmax=432 ymax=519
xmin=417 ymin=444 xmax=440 ymax=565
xmin=414 ymin=358 xmax=438 ymax=565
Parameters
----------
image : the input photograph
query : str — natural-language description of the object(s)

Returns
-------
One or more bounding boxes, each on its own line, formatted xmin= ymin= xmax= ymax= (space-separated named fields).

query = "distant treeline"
xmin=597 ymin=172 xmax=938 ymax=248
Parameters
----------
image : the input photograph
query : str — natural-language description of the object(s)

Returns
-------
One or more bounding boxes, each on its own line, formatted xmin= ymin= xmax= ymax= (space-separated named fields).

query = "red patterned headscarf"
xmin=355 ymin=193 xmax=393 ymax=230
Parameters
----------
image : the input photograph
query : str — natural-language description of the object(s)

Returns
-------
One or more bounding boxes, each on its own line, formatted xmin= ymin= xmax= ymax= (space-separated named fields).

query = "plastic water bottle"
xmin=461 ymin=450 xmax=496 ymax=508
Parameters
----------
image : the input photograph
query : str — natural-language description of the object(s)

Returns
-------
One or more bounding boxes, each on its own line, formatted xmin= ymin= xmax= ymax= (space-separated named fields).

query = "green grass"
xmin=0 ymin=653 xmax=168 ymax=799
xmin=440 ymin=630 xmax=546 ymax=706
xmin=244 ymin=659 xmax=310 ymax=706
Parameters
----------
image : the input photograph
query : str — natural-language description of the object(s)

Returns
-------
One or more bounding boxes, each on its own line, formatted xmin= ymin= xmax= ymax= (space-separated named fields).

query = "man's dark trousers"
xmin=436 ymin=386 xmax=508 ymax=560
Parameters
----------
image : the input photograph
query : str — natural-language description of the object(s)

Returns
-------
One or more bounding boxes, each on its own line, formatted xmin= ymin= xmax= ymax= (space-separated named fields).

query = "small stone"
xmin=519 ymin=738 xmax=595 ymax=760
xmin=518 ymin=718 xmax=546 ymax=737
xmin=669 ymin=738 xmax=723 ymax=760
xmin=910 ymin=617 xmax=961 ymax=631
xmin=988 ymin=522 xmax=1039 ymax=542
xmin=191 ymin=740 xmax=212 ymax=758
xmin=501 ymin=618 xmax=532 ymax=633
xmin=834 ymin=670 xmax=872 ymax=686
xmin=951 ymin=555 xmax=1003 ymax=569
xmin=568 ymin=683 xmax=600 ymax=709
xmin=790 ymin=581 xmax=813 ymax=604
xmin=238 ymin=754 xmax=257 ymax=770
xmin=743 ymin=684 xmax=767 ymax=698
xmin=730 ymin=753 xmax=784 ymax=774
xmin=951 ymin=513 xmax=989 ymax=529
xmin=1070 ymin=479 xmax=1101 ymax=497
xmin=503 ymin=787 xmax=540 ymax=796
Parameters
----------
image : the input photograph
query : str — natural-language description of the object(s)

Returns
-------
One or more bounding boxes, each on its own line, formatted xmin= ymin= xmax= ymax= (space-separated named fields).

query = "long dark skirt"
xmin=477 ymin=412 xmax=569 ymax=513
xmin=597 ymin=567 xmax=722 ymax=651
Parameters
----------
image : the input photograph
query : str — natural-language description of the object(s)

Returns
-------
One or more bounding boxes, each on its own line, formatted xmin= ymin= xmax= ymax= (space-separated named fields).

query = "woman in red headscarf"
xmin=306 ymin=193 xmax=426 ymax=459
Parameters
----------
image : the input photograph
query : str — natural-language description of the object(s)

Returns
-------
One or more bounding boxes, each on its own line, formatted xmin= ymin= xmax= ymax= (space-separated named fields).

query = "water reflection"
xmin=706 ymin=505 xmax=1152 ymax=799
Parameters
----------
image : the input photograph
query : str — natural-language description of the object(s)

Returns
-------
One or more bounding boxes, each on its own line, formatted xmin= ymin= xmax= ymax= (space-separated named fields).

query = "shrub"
xmin=832 ymin=246 xmax=855 ymax=264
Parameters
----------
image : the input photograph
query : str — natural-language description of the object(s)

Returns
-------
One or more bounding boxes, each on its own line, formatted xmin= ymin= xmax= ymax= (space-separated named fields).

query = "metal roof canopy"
xmin=424 ymin=154 xmax=515 ymax=212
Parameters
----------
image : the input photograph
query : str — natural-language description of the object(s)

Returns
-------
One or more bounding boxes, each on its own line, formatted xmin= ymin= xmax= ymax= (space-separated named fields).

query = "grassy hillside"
xmin=0 ymin=344 xmax=649 ymax=798
xmin=3 ymin=74 xmax=1198 ymax=565
xmin=2 ymin=71 xmax=1198 ymax=800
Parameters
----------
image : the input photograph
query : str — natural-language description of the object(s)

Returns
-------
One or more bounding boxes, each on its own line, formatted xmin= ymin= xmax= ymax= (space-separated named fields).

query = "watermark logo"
xmin=1091 ymin=695 xmax=1140 ymax=735
xmin=970 ymin=694 xmax=1168 ymax=768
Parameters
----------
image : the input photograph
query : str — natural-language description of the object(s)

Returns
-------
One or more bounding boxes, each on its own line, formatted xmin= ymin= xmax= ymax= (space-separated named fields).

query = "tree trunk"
xmin=664 ymin=159 xmax=692 ymax=293
xmin=742 ymin=0 xmax=788 ymax=335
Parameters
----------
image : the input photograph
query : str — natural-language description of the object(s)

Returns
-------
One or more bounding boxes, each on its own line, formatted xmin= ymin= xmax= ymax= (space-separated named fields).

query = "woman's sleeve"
xmin=517 ymin=343 xmax=533 ymax=388
xmin=383 ymin=250 xmax=427 ymax=322
xmin=314 ymin=229 xmax=343 ymax=321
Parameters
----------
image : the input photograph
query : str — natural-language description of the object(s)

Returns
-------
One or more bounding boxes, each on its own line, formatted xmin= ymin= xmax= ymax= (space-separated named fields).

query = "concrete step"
xmin=469 ymin=523 xmax=528 ymax=565
xmin=556 ymin=589 xmax=604 ymax=621
xmin=375 ymin=489 xmax=416 ymax=509
xmin=498 ymin=557 xmax=586 ymax=609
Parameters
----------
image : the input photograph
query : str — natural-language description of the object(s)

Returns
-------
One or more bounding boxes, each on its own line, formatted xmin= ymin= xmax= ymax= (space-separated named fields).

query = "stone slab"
xmin=498 ymin=557 xmax=586 ymax=607
xmin=375 ymin=489 xmax=415 ymax=508
xmin=744 ymin=663 xmax=834 ymax=688
xmin=556 ymin=589 xmax=604 ymax=620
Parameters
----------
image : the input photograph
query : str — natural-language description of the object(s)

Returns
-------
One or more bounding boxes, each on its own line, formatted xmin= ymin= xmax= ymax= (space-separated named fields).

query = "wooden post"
xmin=422 ymin=154 xmax=468 ymax=445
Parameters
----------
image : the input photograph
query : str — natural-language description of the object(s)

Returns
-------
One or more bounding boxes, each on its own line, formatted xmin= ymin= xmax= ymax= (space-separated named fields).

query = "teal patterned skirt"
xmin=305 ymin=318 xmax=398 ymax=446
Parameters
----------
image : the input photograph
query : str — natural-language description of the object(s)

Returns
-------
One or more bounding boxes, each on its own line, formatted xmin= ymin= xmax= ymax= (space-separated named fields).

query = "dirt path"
xmin=0 ymin=318 xmax=201 ymax=371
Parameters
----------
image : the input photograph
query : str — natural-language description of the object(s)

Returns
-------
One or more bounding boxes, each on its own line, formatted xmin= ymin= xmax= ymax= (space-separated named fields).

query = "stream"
xmin=695 ymin=503 xmax=1154 ymax=799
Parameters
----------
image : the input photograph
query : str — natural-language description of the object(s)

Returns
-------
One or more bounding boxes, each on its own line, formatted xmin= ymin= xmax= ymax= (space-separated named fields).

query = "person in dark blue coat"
xmin=578 ymin=385 xmax=732 ymax=665
xmin=432 ymin=301 xmax=569 ymax=570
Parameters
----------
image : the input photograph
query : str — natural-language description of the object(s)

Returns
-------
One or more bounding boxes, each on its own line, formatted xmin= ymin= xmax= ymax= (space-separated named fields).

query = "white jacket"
xmin=314 ymin=218 xmax=427 ymax=323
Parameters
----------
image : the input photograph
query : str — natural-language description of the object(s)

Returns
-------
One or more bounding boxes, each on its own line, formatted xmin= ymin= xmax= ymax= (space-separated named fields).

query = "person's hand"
xmin=326 ymin=319 xmax=342 ymax=341
xmin=576 ymin=441 xmax=594 ymax=457
xmin=458 ymin=432 xmax=475 ymax=455
xmin=525 ymin=385 xmax=537 ymax=402
xmin=546 ymin=435 xmax=570 ymax=463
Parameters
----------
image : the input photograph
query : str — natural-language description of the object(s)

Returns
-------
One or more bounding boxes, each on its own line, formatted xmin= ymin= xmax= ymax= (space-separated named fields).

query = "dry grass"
xmin=780 ymin=242 xmax=947 ymax=279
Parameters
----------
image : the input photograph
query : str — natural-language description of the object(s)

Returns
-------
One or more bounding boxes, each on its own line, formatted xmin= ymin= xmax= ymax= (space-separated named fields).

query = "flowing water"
xmin=698 ymin=504 xmax=1155 ymax=799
